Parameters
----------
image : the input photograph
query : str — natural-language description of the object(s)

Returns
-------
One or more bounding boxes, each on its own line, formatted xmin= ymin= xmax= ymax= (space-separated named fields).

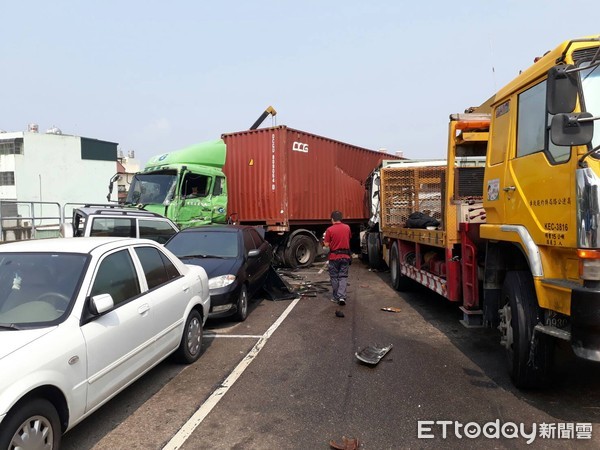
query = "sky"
xmin=1 ymin=1 xmax=599 ymax=164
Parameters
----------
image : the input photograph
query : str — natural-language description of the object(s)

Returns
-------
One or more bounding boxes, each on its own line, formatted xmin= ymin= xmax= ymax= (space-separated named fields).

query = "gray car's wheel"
xmin=175 ymin=309 xmax=203 ymax=364
xmin=234 ymin=285 xmax=249 ymax=322
xmin=0 ymin=398 xmax=61 ymax=450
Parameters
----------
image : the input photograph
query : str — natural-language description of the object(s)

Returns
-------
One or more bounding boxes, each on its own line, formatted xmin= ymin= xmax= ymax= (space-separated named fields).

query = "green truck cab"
xmin=125 ymin=139 xmax=228 ymax=228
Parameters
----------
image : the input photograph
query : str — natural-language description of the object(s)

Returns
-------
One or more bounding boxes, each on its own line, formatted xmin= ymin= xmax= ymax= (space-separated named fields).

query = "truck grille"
xmin=573 ymin=47 xmax=600 ymax=65
xmin=455 ymin=167 xmax=484 ymax=200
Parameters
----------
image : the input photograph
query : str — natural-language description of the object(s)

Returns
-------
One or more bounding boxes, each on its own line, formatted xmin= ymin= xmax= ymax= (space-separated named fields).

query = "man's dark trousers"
xmin=328 ymin=258 xmax=350 ymax=300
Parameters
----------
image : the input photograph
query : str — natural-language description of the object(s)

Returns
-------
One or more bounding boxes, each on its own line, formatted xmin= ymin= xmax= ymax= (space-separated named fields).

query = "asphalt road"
xmin=62 ymin=260 xmax=600 ymax=449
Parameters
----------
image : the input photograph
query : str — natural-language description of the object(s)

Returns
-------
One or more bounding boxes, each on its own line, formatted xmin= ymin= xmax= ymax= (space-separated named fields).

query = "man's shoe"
xmin=338 ymin=298 xmax=346 ymax=306
xmin=331 ymin=297 xmax=338 ymax=303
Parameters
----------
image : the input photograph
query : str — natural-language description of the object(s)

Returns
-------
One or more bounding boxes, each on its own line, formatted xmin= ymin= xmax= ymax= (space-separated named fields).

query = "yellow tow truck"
xmin=372 ymin=36 xmax=600 ymax=388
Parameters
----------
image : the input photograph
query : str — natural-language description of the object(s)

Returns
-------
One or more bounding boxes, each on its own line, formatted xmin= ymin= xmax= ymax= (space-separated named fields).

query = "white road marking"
xmin=204 ymin=334 xmax=263 ymax=339
xmin=163 ymin=297 xmax=301 ymax=450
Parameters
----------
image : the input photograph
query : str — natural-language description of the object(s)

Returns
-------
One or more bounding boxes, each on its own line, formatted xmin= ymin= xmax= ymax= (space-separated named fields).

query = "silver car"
xmin=0 ymin=237 xmax=210 ymax=449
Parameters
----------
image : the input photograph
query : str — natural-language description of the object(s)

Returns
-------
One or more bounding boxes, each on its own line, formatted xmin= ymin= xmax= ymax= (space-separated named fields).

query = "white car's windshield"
xmin=0 ymin=253 xmax=87 ymax=326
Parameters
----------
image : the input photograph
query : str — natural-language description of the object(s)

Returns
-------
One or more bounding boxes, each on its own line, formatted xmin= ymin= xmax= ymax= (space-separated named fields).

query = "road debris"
xmin=262 ymin=267 xmax=297 ymax=300
xmin=329 ymin=436 xmax=360 ymax=450
xmin=381 ymin=307 xmax=401 ymax=313
xmin=275 ymin=268 xmax=330 ymax=298
xmin=318 ymin=261 xmax=329 ymax=274
xmin=355 ymin=344 xmax=393 ymax=365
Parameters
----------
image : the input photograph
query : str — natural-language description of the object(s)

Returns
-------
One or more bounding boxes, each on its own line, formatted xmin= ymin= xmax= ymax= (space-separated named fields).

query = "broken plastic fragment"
xmin=355 ymin=344 xmax=393 ymax=365
xmin=381 ymin=307 xmax=401 ymax=313
xmin=329 ymin=436 xmax=360 ymax=450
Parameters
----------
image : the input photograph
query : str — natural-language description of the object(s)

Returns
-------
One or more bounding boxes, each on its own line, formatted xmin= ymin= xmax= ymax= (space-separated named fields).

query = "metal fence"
xmin=0 ymin=200 xmax=65 ymax=242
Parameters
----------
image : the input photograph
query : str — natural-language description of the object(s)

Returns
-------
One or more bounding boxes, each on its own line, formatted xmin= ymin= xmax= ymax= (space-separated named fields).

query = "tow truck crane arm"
xmin=250 ymin=106 xmax=277 ymax=130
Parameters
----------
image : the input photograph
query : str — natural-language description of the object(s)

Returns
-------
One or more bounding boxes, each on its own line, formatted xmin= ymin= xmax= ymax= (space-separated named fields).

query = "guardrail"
xmin=0 ymin=200 xmax=64 ymax=242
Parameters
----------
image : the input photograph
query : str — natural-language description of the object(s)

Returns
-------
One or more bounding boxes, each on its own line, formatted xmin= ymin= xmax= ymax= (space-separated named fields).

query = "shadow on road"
xmin=368 ymin=263 xmax=600 ymax=424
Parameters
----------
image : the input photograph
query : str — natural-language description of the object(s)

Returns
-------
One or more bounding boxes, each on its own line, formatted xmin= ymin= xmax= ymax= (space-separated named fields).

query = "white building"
xmin=0 ymin=128 xmax=118 ymax=239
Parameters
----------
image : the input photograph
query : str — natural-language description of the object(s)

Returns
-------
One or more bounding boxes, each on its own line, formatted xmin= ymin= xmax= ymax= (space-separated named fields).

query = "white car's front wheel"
xmin=0 ymin=398 xmax=61 ymax=450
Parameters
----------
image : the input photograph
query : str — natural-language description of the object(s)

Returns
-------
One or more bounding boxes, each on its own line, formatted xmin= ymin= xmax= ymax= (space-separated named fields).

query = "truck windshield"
xmin=126 ymin=173 xmax=177 ymax=205
xmin=581 ymin=62 xmax=600 ymax=151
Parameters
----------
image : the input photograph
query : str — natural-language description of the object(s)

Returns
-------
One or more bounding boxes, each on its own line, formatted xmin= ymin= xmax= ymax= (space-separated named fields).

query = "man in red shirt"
xmin=324 ymin=210 xmax=352 ymax=305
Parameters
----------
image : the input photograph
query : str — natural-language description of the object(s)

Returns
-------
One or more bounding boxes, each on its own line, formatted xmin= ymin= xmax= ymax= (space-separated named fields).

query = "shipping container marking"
xmin=271 ymin=133 xmax=276 ymax=191
xmin=292 ymin=141 xmax=309 ymax=153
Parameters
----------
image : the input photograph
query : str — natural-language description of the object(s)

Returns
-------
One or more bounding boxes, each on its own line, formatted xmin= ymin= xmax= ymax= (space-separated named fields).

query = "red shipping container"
xmin=222 ymin=126 xmax=397 ymax=230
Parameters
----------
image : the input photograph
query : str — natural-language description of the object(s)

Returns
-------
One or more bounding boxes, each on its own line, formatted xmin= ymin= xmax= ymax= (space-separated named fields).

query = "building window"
xmin=0 ymin=138 xmax=24 ymax=155
xmin=0 ymin=172 xmax=15 ymax=186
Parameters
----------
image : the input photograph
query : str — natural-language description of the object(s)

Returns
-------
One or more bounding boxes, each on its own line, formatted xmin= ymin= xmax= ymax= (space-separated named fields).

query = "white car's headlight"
xmin=208 ymin=274 xmax=236 ymax=289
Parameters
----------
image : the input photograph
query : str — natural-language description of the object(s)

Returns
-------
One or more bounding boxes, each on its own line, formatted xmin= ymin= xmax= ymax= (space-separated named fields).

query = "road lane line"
xmin=163 ymin=297 xmax=301 ymax=450
xmin=204 ymin=334 xmax=263 ymax=339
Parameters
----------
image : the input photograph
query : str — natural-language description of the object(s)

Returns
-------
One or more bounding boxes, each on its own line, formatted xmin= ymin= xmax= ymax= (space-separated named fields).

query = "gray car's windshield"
xmin=0 ymin=253 xmax=87 ymax=326
xmin=166 ymin=231 xmax=239 ymax=258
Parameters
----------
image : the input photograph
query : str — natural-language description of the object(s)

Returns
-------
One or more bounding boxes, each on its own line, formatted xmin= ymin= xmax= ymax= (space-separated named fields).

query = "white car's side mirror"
xmin=90 ymin=293 xmax=114 ymax=315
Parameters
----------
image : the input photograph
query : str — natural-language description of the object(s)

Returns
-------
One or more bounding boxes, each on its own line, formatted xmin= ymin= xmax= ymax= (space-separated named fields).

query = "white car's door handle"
xmin=182 ymin=286 xmax=190 ymax=293
xmin=138 ymin=304 xmax=150 ymax=315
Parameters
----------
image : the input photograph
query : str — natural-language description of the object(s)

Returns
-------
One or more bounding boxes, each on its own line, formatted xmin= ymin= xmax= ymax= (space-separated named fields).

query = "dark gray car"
xmin=166 ymin=225 xmax=272 ymax=321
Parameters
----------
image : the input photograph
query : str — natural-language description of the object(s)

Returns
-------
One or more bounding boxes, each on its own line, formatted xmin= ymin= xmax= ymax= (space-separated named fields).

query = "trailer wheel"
xmin=367 ymin=232 xmax=385 ymax=270
xmin=390 ymin=242 xmax=411 ymax=291
xmin=500 ymin=271 xmax=553 ymax=389
xmin=285 ymin=235 xmax=316 ymax=268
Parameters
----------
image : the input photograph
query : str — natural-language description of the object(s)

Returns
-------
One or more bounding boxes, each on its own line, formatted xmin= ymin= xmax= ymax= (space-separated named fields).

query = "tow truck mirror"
xmin=547 ymin=65 xmax=578 ymax=114
xmin=550 ymin=112 xmax=594 ymax=146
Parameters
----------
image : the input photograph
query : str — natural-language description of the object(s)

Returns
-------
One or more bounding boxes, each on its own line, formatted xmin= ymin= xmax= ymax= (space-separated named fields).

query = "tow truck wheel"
xmin=390 ymin=242 xmax=411 ymax=291
xmin=500 ymin=271 xmax=553 ymax=389
xmin=367 ymin=232 xmax=385 ymax=270
xmin=284 ymin=235 xmax=316 ymax=268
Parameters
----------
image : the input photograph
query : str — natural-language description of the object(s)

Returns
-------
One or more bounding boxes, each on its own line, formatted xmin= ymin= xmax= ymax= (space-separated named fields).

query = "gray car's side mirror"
xmin=248 ymin=249 xmax=260 ymax=258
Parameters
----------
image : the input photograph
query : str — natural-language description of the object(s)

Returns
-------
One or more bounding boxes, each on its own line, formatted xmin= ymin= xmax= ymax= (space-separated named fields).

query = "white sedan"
xmin=0 ymin=237 xmax=210 ymax=449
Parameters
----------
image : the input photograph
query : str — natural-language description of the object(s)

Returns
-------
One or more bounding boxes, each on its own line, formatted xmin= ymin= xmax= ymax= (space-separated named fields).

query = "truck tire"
xmin=285 ymin=235 xmax=316 ymax=268
xmin=501 ymin=271 xmax=553 ymax=389
xmin=390 ymin=242 xmax=412 ymax=291
xmin=367 ymin=232 xmax=385 ymax=270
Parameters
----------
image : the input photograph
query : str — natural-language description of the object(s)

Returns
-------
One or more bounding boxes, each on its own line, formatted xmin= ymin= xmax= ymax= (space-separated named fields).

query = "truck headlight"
xmin=578 ymin=249 xmax=600 ymax=281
